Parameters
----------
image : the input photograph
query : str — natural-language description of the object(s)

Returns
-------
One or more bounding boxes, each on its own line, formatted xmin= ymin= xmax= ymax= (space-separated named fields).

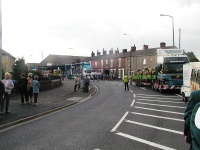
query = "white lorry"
xmin=181 ymin=62 xmax=200 ymax=102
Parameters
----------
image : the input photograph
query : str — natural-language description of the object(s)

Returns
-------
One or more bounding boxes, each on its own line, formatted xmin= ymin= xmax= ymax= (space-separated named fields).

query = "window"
xmin=110 ymin=69 xmax=113 ymax=75
xmin=101 ymin=60 xmax=103 ymax=68
xmin=127 ymin=59 xmax=130 ymax=66
xmin=143 ymin=58 xmax=147 ymax=65
xmin=95 ymin=61 xmax=97 ymax=68
xmin=101 ymin=69 xmax=103 ymax=73
xmin=118 ymin=58 xmax=121 ymax=67
xmin=118 ymin=69 xmax=121 ymax=78
xmin=110 ymin=59 xmax=113 ymax=67
xmin=105 ymin=60 xmax=108 ymax=67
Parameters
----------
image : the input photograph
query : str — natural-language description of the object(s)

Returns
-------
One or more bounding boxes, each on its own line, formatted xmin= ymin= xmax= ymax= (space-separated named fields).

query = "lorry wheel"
xmin=182 ymin=93 xmax=188 ymax=102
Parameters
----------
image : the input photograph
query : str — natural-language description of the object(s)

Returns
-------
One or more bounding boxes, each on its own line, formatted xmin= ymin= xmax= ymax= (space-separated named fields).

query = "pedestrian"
xmin=32 ymin=75 xmax=40 ymax=105
xmin=27 ymin=73 xmax=33 ymax=103
xmin=74 ymin=75 xmax=78 ymax=92
xmin=0 ymin=80 xmax=5 ymax=116
xmin=69 ymin=74 xmax=72 ymax=80
xmin=184 ymin=90 xmax=200 ymax=149
xmin=18 ymin=73 xmax=28 ymax=104
xmin=77 ymin=75 xmax=81 ymax=91
xmin=1 ymin=72 xmax=14 ymax=114
xmin=124 ymin=73 xmax=129 ymax=91
xmin=189 ymin=102 xmax=200 ymax=150
xmin=84 ymin=75 xmax=90 ymax=93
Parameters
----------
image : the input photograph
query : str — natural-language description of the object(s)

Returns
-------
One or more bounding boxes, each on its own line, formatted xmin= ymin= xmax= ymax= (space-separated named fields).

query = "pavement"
xmin=0 ymin=79 xmax=97 ymax=130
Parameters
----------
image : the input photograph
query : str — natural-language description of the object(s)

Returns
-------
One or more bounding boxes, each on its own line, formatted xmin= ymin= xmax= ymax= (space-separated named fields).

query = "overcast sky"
xmin=2 ymin=0 xmax=200 ymax=63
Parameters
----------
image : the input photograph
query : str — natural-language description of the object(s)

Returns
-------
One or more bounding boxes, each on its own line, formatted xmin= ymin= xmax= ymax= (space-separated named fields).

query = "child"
xmin=32 ymin=76 xmax=40 ymax=105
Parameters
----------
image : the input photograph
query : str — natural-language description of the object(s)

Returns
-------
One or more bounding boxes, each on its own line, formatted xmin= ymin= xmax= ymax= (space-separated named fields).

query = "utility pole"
xmin=179 ymin=28 xmax=181 ymax=49
xmin=0 ymin=0 xmax=2 ymax=80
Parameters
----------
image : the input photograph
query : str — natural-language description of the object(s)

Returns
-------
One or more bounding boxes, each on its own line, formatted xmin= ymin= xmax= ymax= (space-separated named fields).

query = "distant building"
xmin=84 ymin=42 xmax=176 ymax=80
xmin=1 ymin=49 xmax=15 ymax=73
xmin=38 ymin=54 xmax=87 ymax=73
xmin=26 ymin=63 xmax=39 ymax=71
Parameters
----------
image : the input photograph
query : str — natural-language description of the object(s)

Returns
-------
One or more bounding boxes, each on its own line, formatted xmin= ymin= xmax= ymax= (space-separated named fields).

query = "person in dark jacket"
xmin=190 ymin=102 xmax=200 ymax=150
xmin=0 ymin=81 xmax=5 ymax=116
xmin=184 ymin=90 xmax=200 ymax=149
xmin=84 ymin=76 xmax=90 ymax=93
xmin=18 ymin=73 xmax=28 ymax=104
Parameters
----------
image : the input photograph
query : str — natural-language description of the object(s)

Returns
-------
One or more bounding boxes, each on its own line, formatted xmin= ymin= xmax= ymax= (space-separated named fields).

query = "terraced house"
xmin=84 ymin=42 xmax=175 ymax=80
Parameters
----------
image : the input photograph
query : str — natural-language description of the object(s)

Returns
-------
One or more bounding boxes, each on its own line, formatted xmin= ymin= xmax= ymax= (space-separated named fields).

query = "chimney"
xmin=97 ymin=50 xmax=101 ymax=56
xmin=143 ymin=44 xmax=148 ymax=50
xmin=103 ymin=48 xmax=107 ymax=55
xmin=123 ymin=49 xmax=127 ymax=53
xmin=109 ymin=48 xmax=113 ymax=54
xmin=131 ymin=44 xmax=136 ymax=52
xmin=91 ymin=51 xmax=95 ymax=57
xmin=160 ymin=42 xmax=166 ymax=49
xmin=115 ymin=48 xmax=119 ymax=54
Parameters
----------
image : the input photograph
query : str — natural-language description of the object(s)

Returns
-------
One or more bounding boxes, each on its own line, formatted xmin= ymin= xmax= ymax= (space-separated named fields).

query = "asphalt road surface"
xmin=0 ymin=81 xmax=190 ymax=150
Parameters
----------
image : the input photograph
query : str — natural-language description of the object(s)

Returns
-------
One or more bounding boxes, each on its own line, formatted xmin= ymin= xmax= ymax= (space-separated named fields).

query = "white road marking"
xmin=129 ymin=89 xmax=133 ymax=93
xmin=137 ymin=94 xmax=179 ymax=97
xmin=125 ymin=120 xmax=183 ymax=135
xmin=136 ymin=96 xmax=181 ymax=100
xmin=111 ymin=111 xmax=129 ymax=132
xmin=176 ymin=94 xmax=182 ymax=97
xmin=130 ymin=112 xmax=184 ymax=122
xmin=133 ymin=94 xmax=136 ymax=98
xmin=136 ymin=102 xmax=185 ymax=109
xmin=116 ymin=132 xmax=176 ymax=150
xmin=134 ymin=106 xmax=184 ymax=115
xmin=130 ymin=100 xmax=135 ymax=106
xmin=140 ymin=87 xmax=147 ymax=90
xmin=137 ymin=99 xmax=183 ymax=104
xmin=137 ymin=95 xmax=181 ymax=101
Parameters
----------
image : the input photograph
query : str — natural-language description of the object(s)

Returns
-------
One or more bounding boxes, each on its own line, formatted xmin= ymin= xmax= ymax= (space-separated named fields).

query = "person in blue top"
xmin=32 ymin=76 xmax=40 ymax=106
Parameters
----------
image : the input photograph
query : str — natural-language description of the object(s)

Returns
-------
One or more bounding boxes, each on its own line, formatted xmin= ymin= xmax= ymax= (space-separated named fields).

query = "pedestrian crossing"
xmin=111 ymin=93 xmax=189 ymax=150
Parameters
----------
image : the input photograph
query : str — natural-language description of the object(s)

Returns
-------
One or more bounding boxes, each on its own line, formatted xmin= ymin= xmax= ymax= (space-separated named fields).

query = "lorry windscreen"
xmin=163 ymin=63 xmax=184 ymax=73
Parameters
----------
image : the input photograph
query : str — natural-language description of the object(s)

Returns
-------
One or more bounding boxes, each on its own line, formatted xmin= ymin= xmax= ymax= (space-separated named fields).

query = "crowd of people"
xmin=0 ymin=72 xmax=40 ymax=117
xmin=74 ymin=75 xmax=90 ymax=93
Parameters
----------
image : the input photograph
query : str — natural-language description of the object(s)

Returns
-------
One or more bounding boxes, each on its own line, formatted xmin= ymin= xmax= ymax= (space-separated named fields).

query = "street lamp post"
xmin=123 ymin=33 xmax=133 ymax=85
xmin=123 ymin=33 xmax=132 ymax=75
xmin=160 ymin=14 xmax=175 ymax=48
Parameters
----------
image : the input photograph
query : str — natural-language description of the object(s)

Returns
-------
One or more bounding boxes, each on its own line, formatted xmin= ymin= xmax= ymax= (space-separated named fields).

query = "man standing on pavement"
xmin=1 ymin=72 xmax=14 ymax=114
xmin=0 ymin=80 xmax=5 ymax=117
xmin=18 ymin=73 xmax=28 ymax=104
xmin=123 ymin=73 xmax=129 ymax=91
xmin=84 ymin=75 xmax=90 ymax=93
xmin=74 ymin=75 xmax=78 ymax=92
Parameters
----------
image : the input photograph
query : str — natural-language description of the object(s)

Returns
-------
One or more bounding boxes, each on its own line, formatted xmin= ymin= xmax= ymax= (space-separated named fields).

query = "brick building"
xmin=84 ymin=42 xmax=175 ymax=80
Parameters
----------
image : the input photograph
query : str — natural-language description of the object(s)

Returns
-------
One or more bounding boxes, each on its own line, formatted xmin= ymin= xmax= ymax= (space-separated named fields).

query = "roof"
xmin=0 ymin=49 xmax=16 ymax=59
xmin=38 ymin=54 xmax=87 ymax=66
xmin=83 ymin=46 xmax=176 ymax=61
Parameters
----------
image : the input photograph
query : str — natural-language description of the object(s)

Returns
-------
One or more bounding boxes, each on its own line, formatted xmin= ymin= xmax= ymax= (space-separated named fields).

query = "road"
xmin=0 ymin=81 xmax=190 ymax=150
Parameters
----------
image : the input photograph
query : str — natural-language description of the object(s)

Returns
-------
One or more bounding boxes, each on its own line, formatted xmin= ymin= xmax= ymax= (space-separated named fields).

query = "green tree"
xmin=12 ymin=57 xmax=28 ymax=80
xmin=184 ymin=51 xmax=199 ymax=62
